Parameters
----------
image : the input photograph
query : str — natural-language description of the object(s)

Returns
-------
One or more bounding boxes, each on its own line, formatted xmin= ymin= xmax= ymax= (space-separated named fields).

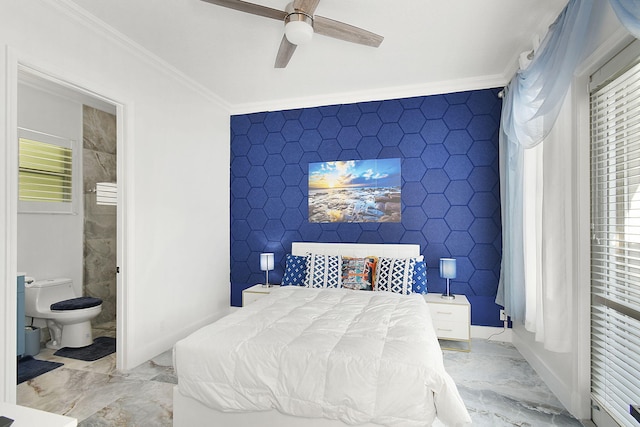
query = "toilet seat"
xmin=37 ymin=304 xmax=102 ymax=323
xmin=51 ymin=297 xmax=102 ymax=311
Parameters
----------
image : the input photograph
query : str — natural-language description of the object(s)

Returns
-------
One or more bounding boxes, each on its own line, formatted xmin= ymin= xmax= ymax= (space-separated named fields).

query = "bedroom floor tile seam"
xmin=17 ymin=335 xmax=585 ymax=426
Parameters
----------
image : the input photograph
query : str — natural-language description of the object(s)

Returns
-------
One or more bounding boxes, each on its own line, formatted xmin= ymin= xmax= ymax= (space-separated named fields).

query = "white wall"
xmin=511 ymin=1 xmax=633 ymax=420
xmin=17 ymin=83 xmax=84 ymax=295
xmin=0 ymin=0 xmax=231 ymax=403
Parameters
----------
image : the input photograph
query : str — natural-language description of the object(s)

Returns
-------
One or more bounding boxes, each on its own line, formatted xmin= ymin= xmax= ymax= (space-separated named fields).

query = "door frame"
xmin=2 ymin=48 xmax=132 ymax=402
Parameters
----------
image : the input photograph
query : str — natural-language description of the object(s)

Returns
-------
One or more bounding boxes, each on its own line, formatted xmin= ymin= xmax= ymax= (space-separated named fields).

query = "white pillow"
xmin=304 ymin=253 xmax=343 ymax=289
xmin=375 ymin=256 xmax=420 ymax=295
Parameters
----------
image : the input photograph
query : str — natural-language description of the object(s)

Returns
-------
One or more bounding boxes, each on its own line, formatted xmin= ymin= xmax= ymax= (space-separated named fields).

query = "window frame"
xmin=590 ymin=39 xmax=640 ymax=427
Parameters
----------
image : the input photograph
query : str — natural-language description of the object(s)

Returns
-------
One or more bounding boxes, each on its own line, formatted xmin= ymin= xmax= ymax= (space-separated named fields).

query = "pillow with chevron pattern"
xmin=304 ymin=253 xmax=342 ymax=289
xmin=281 ymin=254 xmax=307 ymax=286
xmin=375 ymin=256 xmax=421 ymax=295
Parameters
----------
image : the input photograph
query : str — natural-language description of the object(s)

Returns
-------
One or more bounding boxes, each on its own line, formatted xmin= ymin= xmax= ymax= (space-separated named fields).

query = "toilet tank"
xmin=25 ymin=278 xmax=76 ymax=315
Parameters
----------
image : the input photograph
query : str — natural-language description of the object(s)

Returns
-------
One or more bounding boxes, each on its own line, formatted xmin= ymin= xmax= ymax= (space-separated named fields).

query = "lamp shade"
xmin=440 ymin=258 xmax=456 ymax=279
xmin=260 ymin=253 xmax=274 ymax=271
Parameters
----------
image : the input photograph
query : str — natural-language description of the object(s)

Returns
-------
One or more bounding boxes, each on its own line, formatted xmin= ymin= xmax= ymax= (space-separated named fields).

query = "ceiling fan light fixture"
xmin=284 ymin=12 xmax=313 ymax=45
xmin=200 ymin=0 xmax=384 ymax=68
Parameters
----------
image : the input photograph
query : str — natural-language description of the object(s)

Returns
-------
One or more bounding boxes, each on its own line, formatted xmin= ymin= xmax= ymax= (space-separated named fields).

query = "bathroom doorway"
xmin=16 ymin=68 xmax=122 ymax=369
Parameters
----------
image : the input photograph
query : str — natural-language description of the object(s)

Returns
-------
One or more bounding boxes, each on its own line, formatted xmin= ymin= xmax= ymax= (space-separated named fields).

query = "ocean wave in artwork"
xmin=308 ymin=186 xmax=401 ymax=223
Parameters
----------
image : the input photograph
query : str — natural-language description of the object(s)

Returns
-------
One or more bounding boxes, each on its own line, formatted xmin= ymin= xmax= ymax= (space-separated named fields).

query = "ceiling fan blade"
xmin=275 ymin=35 xmax=297 ymax=68
xmin=293 ymin=0 xmax=320 ymax=15
xmin=200 ymin=0 xmax=286 ymax=21
xmin=314 ymin=15 xmax=383 ymax=47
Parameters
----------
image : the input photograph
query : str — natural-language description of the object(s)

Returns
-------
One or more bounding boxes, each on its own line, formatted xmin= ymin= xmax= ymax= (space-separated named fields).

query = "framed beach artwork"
xmin=308 ymin=158 xmax=401 ymax=223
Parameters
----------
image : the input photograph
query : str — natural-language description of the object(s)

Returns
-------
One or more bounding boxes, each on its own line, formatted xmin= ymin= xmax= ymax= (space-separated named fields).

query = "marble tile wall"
xmin=82 ymin=106 xmax=117 ymax=326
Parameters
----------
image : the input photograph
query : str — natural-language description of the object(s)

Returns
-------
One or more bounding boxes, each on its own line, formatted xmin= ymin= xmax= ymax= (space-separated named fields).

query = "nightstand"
xmin=424 ymin=293 xmax=471 ymax=352
xmin=242 ymin=284 xmax=280 ymax=307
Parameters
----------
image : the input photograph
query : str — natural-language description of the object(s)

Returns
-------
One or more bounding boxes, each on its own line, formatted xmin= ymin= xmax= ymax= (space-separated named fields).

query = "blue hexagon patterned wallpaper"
xmin=230 ymin=88 xmax=503 ymax=327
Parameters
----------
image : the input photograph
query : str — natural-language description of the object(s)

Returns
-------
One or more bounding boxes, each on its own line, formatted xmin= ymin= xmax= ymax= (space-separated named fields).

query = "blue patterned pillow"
xmin=281 ymin=254 xmax=307 ymax=286
xmin=304 ymin=253 xmax=342 ymax=289
xmin=412 ymin=260 xmax=428 ymax=294
xmin=375 ymin=257 xmax=417 ymax=295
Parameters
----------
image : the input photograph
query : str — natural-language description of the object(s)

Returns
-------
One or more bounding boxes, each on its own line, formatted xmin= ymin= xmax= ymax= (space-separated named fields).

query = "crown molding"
xmin=229 ymin=73 xmax=508 ymax=115
xmin=42 ymin=0 xmax=231 ymax=112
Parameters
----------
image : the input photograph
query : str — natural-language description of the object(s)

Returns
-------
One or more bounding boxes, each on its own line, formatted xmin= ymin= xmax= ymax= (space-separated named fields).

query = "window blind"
xmin=19 ymin=137 xmax=72 ymax=203
xmin=590 ymin=44 xmax=640 ymax=427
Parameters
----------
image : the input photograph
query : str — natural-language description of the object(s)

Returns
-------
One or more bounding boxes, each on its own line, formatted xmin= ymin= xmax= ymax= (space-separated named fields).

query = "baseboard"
xmin=471 ymin=324 xmax=512 ymax=342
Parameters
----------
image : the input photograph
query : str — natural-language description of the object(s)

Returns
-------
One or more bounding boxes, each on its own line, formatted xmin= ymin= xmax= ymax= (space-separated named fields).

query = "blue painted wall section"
xmin=230 ymin=88 xmax=504 ymax=327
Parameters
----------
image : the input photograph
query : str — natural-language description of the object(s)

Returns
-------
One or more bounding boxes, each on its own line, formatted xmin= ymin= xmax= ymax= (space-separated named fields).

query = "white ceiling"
xmin=68 ymin=0 xmax=569 ymax=113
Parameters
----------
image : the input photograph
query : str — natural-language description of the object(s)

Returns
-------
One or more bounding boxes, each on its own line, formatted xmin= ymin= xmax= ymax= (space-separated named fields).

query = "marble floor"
xmin=17 ymin=322 xmax=176 ymax=426
xmin=437 ymin=339 xmax=584 ymax=426
xmin=17 ymin=332 xmax=584 ymax=426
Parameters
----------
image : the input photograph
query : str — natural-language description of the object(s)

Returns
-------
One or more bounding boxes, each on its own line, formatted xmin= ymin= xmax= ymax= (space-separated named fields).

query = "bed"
xmin=173 ymin=243 xmax=471 ymax=426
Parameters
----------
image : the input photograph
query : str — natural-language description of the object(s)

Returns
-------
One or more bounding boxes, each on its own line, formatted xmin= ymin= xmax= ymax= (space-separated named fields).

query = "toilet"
xmin=24 ymin=278 xmax=103 ymax=349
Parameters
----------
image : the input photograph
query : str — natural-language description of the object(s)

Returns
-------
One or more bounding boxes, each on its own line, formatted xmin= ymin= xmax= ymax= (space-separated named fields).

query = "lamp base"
xmin=441 ymin=293 xmax=456 ymax=300
xmin=262 ymin=283 xmax=272 ymax=288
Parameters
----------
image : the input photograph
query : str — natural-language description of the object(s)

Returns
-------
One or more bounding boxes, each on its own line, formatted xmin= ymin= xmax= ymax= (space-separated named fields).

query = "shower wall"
xmin=82 ymin=105 xmax=117 ymax=326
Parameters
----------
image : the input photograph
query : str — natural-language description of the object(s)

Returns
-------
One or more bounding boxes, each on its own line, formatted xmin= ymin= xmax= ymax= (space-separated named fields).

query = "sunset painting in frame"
xmin=308 ymin=158 xmax=401 ymax=223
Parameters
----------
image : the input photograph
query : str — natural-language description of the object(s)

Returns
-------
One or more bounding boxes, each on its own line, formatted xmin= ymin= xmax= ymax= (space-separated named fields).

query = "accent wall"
xmin=230 ymin=88 xmax=503 ymax=327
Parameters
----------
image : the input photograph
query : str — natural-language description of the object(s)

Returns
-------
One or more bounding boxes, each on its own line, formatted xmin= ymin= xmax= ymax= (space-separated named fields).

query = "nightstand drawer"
xmin=432 ymin=319 xmax=469 ymax=341
xmin=429 ymin=304 xmax=468 ymax=322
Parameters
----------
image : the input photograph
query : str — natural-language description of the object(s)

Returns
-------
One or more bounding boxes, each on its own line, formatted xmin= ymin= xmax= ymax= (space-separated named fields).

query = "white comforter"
xmin=174 ymin=287 xmax=471 ymax=426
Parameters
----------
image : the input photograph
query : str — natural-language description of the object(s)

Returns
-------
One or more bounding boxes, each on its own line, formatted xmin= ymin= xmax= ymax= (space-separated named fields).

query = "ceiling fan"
xmin=201 ymin=0 xmax=384 ymax=68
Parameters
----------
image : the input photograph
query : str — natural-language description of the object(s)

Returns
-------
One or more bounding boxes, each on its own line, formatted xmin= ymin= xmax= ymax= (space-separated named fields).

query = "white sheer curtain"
xmin=540 ymin=99 xmax=573 ymax=351
xmin=498 ymin=0 xmax=640 ymax=353
xmin=496 ymin=0 xmax=593 ymax=350
xmin=521 ymin=98 xmax=573 ymax=352
xmin=522 ymin=143 xmax=543 ymax=337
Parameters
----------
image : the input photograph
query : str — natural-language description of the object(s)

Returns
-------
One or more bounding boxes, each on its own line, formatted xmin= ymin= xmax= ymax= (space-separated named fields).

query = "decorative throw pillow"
xmin=375 ymin=256 xmax=418 ymax=295
xmin=341 ymin=256 xmax=377 ymax=290
xmin=304 ymin=253 xmax=342 ymax=289
xmin=412 ymin=260 xmax=428 ymax=294
xmin=281 ymin=254 xmax=307 ymax=286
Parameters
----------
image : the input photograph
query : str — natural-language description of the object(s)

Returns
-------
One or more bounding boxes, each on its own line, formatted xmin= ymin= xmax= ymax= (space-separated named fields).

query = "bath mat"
xmin=54 ymin=336 xmax=115 ymax=361
xmin=17 ymin=356 xmax=63 ymax=384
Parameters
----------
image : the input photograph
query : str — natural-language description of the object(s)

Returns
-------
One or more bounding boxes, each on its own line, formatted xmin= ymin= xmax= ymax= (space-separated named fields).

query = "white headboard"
xmin=291 ymin=242 xmax=420 ymax=258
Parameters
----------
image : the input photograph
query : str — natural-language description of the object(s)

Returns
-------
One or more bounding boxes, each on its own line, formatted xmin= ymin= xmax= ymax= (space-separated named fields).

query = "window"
xmin=590 ymin=40 xmax=640 ymax=427
xmin=18 ymin=128 xmax=77 ymax=214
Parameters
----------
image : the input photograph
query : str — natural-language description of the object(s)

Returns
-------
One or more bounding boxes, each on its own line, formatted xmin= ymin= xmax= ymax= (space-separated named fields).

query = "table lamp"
xmin=440 ymin=258 xmax=456 ymax=300
xmin=260 ymin=253 xmax=274 ymax=287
